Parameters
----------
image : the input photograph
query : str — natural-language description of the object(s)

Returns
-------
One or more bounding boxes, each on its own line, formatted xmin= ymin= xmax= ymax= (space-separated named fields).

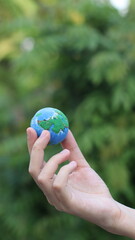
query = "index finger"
xmin=29 ymin=130 xmax=50 ymax=179
xmin=26 ymin=127 xmax=38 ymax=154
xmin=61 ymin=130 xmax=89 ymax=167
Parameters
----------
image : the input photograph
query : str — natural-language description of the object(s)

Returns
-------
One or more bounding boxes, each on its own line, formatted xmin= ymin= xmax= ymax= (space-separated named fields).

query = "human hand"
xmin=26 ymin=127 xmax=123 ymax=233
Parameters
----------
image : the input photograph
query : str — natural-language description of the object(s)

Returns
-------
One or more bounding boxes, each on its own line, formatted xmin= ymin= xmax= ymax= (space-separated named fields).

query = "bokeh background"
xmin=0 ymin=0 xmax=135 ymax=239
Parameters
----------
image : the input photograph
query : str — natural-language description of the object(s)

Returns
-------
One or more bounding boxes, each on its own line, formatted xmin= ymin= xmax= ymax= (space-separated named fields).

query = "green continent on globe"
xmin=37 ymin=111 xmax=68 ymax=134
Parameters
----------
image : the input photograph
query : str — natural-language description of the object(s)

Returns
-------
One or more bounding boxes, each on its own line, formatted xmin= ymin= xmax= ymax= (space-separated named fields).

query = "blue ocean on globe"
xmin=30 ymin=107 xmax=69 ymax=145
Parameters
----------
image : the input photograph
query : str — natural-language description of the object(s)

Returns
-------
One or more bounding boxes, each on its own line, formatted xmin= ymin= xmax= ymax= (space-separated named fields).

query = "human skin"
xmin=26 ymin=128 xmax=135 ymax=239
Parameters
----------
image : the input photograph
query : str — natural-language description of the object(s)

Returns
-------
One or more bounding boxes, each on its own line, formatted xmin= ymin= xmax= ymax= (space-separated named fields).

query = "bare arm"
xmin=111 ymin=202 xmax=135 ymax=239
xmin=26 ymin=128 xmax=135 ymax=239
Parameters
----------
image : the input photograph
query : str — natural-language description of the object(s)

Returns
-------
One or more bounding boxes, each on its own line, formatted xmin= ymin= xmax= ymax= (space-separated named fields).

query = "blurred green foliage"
xmin=0 ymin=0 xmax=135 ymax=239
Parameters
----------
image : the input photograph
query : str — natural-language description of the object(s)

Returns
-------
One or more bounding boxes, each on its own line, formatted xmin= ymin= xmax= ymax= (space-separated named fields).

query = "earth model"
xmin=30 ymin=107 xmax=69 ymax=145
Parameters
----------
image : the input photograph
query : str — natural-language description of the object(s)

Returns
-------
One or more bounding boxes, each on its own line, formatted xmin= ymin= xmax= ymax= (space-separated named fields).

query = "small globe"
xmin=30 ymin=107 xmax=69 ymax=145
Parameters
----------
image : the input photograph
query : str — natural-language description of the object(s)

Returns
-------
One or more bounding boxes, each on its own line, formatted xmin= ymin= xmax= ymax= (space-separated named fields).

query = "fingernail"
xmin=40 ymin=130 xmax=48 ymax=138
xmin=60 ymin=149 xmax=70 ymax=155
xmin=70 ymin=161 xmax=77 ymax=167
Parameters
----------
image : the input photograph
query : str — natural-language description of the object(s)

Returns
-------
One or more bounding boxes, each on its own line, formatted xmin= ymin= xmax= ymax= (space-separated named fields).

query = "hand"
xmin=26 ymin=127 xmax=121 ymax=233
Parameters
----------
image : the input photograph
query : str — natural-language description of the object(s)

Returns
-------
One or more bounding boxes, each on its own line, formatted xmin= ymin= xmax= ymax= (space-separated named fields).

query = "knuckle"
xmin=37 ymin=174 xmax=49 ymax=186
xmin=37 ymin=175 xmax=45 ymax=184
xmin=32 ymin=144 xmax=42 ymax=151
xmin=53 ymin=182 xmax=62 ymax=192
xmin=28 ymin=166 xmax=36 ymax=177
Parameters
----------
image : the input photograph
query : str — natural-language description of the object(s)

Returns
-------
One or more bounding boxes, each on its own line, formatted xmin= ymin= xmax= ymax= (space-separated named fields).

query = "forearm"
xmin=102 ymin=201 xmax=135 ymax=239
xmin=94 ymin=200 xmax=135 ymax=239
xmin=113 ymin=202 xmax=135 ymax=239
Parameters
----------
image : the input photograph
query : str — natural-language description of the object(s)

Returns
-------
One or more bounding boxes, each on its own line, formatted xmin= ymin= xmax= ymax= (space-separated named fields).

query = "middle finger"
xmin=37 ymin=149 xmax=70 ymax=189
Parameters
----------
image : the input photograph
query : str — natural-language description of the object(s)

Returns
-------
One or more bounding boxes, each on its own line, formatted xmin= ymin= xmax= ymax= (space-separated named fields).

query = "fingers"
xmin=27 ymin=127 xmax=84 ymax=212
xmin=37 ymin=149 xmax=71 ymax=208
xmin=38 ymin=149 xmax=70 ymax=184
xmin=26 ymin=127 xmax=38 ymax=154
xmin=38 ymin=156 xmax=77 ymax=211
xmin=61 ymin=130 xmax=89 ymax=167
xmin=53 ymin=161 xmax=77 ymax=205
xmin=28 ymin=130 xmax=50 ymax=179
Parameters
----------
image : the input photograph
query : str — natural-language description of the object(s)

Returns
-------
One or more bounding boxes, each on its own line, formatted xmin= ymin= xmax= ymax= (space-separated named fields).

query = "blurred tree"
xmin=0 ymin=0 xmax=135 ymax=239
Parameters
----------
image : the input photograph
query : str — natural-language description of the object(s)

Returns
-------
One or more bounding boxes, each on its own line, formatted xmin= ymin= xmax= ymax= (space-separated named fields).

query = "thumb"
xmin=61 ymin=130 xmax=89 ymax=167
